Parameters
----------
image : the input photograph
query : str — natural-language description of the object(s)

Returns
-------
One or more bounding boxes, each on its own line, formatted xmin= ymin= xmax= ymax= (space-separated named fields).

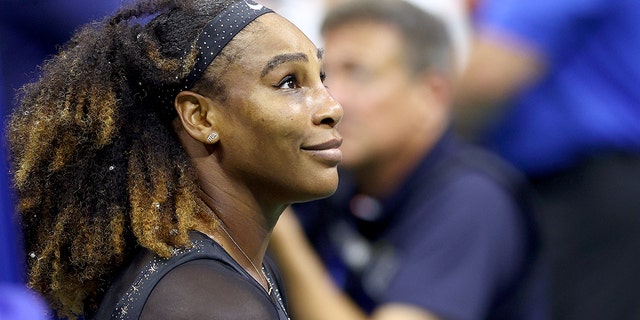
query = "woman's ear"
xmin=174 ymin=91 xmax=220 ymax=144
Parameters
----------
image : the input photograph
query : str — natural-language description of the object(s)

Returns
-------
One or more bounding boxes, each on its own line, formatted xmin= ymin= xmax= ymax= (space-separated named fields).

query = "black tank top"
xmin=92 ymin=231 xmax=289 ymax=320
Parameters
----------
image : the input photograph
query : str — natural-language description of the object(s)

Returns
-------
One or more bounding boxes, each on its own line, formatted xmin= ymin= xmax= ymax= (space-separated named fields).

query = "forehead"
xmin=323 ymin=21 xmax=404 ymax=63
xmin=234 ymin=13 xmax=321 ymax=71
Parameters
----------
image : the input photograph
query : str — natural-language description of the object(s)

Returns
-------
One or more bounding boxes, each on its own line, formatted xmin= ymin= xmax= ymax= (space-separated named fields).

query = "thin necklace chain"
xmin=197 ymin=189 xmax=272 ymax=295
xmin=219 ymin=220 xmax=289 ymax=319
xmin=197 ymin=189 xmax=288 ymax=316
xmin=217 ymin=221 xmax=273 ymax=295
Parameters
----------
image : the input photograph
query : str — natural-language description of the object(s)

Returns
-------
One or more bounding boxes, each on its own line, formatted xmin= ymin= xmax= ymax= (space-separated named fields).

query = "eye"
xmin=276 ymin=75 xmax=299 ymax=89
xmin=320 ymin=71 xmax=328 ymax=88
xmin=344 ymin=63 xmax=373 ymax=83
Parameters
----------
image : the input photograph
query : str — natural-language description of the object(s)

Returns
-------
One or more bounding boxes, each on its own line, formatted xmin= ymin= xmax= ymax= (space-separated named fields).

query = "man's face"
xmin=322 ymin=21 xmax=427 ymax=170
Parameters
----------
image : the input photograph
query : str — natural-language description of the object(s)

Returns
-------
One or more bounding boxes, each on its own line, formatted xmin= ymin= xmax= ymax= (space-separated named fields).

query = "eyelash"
xmin=276 ymin=75 xmax=298 ymax=89
xmin=275 ymin=72 xmax=327 ymax=89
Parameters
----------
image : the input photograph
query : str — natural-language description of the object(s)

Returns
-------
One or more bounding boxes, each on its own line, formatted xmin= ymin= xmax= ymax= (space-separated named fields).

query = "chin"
xmin=295 ymin=175 xmax=339 ymax=203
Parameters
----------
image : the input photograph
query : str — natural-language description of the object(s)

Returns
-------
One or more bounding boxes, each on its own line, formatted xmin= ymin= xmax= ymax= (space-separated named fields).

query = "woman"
xmin=5 ymin=0 xmax=342 ymax=319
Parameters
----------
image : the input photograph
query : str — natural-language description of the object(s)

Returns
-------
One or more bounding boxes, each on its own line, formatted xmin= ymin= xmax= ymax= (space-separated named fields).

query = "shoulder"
xmin=400 ymin=143 xmax=535 ymax=252
xmin=420 ymin=144 xmax=529 ymax=216
xmin=141 ymin=258 xmax=278 ymax=320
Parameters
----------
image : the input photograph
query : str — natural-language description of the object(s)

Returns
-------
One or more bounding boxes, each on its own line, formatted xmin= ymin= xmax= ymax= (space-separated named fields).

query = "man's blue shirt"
xmin=294 ymin=133 xmax=546 ymax=320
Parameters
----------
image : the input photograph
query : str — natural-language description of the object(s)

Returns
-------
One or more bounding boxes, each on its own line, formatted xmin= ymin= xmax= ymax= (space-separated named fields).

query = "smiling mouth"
xmin=301 ymin=138 xmax=343 ymax=165
xmin=301 ymin=138 xmax=343 ymax=151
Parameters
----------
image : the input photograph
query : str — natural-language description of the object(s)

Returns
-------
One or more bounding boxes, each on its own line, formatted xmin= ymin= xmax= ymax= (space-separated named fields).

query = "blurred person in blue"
xmin=1 ymin=2 xmax=119 ymax=319
xmin=455 ymin=0 xmax=640 ymax=319
xmin=0 ymin=160 xmax=48 ymax=318
xmin=1 ymin=60 xmax=49 ymax=320
xmin=0 ymin=0 xmax=120 ymax=111
xmin=269 ymin=1 xmax=547 ymax=319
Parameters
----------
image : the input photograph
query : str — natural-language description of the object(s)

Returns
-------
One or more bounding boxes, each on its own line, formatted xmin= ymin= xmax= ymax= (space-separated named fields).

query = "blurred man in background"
xmin=270 ymin=1 xmax=547 ymax=319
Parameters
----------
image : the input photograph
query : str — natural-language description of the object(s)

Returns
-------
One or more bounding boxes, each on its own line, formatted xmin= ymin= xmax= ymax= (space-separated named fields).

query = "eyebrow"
xmin=260 ymin=49 xmax=324 ymax=78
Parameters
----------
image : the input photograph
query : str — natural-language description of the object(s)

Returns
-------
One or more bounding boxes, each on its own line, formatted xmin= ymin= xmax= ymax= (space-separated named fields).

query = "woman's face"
xmin=210 ymin=13 xmax=343 ymax=206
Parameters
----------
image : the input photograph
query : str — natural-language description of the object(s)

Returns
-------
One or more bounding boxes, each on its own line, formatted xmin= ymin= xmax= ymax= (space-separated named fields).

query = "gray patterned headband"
xmin=182 ymin=0 xmax=273 ymax=90
xmin=156 ymin=0 xmax=273 ymax=112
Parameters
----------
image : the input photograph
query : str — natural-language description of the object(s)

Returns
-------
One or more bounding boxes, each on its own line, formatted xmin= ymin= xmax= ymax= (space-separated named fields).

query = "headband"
xmin=155 ymin=0 xmax=273 ymax=113
xmin=181 ymin=0 xmax=273 ymax=90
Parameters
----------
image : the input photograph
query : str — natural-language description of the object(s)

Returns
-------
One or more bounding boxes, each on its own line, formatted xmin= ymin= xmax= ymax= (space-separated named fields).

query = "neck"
xmin=354 ymin=126 xmax=445 ymax=198
xmin=353 ymin=154 xmax=418 ymax=198
xmin=197 ymin=188 xmax=272 ymax=290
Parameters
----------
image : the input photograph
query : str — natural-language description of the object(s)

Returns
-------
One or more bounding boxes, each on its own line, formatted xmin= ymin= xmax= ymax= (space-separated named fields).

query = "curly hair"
xmin=5 ymin=0 xmax=239 ymax=318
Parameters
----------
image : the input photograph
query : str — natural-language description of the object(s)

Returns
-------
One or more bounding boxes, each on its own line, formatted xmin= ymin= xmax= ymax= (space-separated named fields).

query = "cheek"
xmin=243 ymin=108 xmax=306 ymax=156
xmin=269 ymin=104 xmax=308 ymax=140
xmin=340 ymin=84 xmax=405 ymax=151
xmin=238 ymin=94 xmax=299 ymax=135
xmin=343 ymin=85 xmax=396 ymax=128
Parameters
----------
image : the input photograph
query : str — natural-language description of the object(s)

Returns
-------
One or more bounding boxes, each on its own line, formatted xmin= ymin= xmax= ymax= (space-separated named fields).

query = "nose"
xmin=312 ymin=90 xmax=343 ymax=128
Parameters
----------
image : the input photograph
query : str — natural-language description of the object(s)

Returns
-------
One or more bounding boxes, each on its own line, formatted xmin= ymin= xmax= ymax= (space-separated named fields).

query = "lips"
xmin=301 ymin=138 xmax=343 ymax=165
xmin=301 ymin=138 xmax=343 ymax=151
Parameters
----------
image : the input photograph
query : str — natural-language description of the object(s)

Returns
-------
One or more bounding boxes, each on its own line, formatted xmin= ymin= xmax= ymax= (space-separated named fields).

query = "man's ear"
xmin=174 ymin=91 xmax=220 ymax=144
xmin=423 ymin=72 xmax=453 ymax=108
